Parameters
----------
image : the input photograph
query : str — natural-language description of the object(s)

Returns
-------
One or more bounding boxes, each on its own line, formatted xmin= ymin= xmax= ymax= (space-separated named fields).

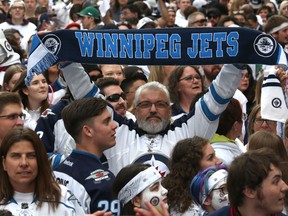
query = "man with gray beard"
xmin=102 ymin=64 xmax=245 ymax=176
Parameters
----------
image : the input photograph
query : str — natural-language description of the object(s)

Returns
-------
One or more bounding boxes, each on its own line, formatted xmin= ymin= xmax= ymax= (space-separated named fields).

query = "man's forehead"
xmin=261 ymin=164 xmax=282 ymax=181
xmin=139 ymin=88 xmax=168 ymax=100
xmin=0 ymin=103 xmax=22 ymax=114
xmin=103 ymin=85 xmax=122 ymax=94
xmin=102 ymin=65 xmax=122 ymax=72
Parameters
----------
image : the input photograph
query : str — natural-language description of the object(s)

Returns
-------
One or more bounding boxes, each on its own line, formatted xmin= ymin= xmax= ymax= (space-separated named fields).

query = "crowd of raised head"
xmin=0 ymin=0 xmax=288 ymax=215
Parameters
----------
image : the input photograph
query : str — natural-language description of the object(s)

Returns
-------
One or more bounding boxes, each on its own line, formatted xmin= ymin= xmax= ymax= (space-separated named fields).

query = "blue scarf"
xmin=26 ymin=27 xmax=287 ymax=86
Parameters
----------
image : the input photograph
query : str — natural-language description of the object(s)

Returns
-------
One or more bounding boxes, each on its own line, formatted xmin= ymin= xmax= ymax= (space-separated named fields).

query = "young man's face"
xmin=255 ymin=164 xmax=288 ymax=214
xmin=88 ymin=108 xmax=117 ymax=152
xmin=273 ymin=27 xmax=288 ymax=45
xmin=103 ymin=85 xmax=127 ymax=117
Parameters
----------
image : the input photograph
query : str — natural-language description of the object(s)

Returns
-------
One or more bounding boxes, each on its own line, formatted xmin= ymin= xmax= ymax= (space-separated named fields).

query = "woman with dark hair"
xmin=1 ymin=64 xmax=23 ymax=91
xmin=12 ymin=71 xmax=50 ymax=130
xmin=237 ymin=65 xmax=256 ymax=115
xmin=0 ymin=128 xmax=85 ymax=215
xmin=113 ymin=164 xmax=168 ymax=215
xmin=163 ymin=136 xmax=222 ymax=215
xmin=210 ymin=98 xmax=244 ymax=166
xmin=168 ymin=66 xmax=204 ymax=116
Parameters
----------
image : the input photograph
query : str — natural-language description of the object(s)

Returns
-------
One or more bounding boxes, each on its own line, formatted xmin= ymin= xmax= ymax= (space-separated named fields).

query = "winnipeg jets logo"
xmin=4 ymin=40 xmax=12 ymax=52
xmin=85 ymin=169 xmax=110 ymax=183
xmin=40 ymin=108 xmax=55 ymax=118
xmin=42 ymin=34 xmax=61 ymax=55
xmin=254 ymin=35 xmax=276 ymax=57
xmin=272 ymin=97 xmax=282 ymax=108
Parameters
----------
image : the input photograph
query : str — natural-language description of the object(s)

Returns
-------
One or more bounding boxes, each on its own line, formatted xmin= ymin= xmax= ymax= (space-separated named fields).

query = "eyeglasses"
xmin=212 ymin=186 xmax=228 ymax=196
xmin=136 ymin=101 xmax=169 ymax=110
xmin=254 ymin=118 xmax=277 ymax=126
xmin=207 ymin=15 xmax=219 ymax=19
xmin=190 ymin=18 xmax=207 ymax=25
xmin=179 ymin=75 xmax=201 ymax=81
xmin=0 ymin=113 xmax=26 ymax=120
xmin=106 ymin=92 xmax=126 ymax=102
xmin=241 ymin=73 xmax=251 ymax=79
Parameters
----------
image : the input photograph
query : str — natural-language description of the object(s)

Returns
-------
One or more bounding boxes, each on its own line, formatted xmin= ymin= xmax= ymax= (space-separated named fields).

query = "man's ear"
xmin=82 ymin=125 xmax=92 ymax=137
xmin=243 ymin=187 xmax=257 ymax=199
xmin=131 ymin=195 xmax=141 ymax=207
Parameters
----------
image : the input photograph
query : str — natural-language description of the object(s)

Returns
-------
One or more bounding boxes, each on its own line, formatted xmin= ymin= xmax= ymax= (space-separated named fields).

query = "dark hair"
xmin=69 ymin=3 xmax=82 ymax=21
xmin=216 ymin=98 xmax=242 ymax=135
xmin=113 ymin=164 xmax=151 ymax=215
xmin=217 ymin=15 xmax=239 ymax=26
xmin=62 ymin=97 xmax=108 ymax=143
xmin=12 ymin=71 xmax=50 ymax=114
xmin=1 ymin=64 xmax=23 ymax=91
xmin=162 ymin=136 xmax=209 ymax=213
xmin=248 ymin=131 xmax=288 ymax=161
xmin=256 ymin=5 xmax=272 ymax=16
xmin=245 ymin=13 xmax=258 ymax=22
xmin=0 ymin=128 xmax=61 ymax=210
xmin=242 ymin=65 xmax=256 ymax=115
xmin=228 ymin=148 xmax=281 ymax=207
xmin=121 ymin=72 xmax=147 ymax=94
xmin=96 ymin=77 xmax=120 ymax=92
xmin=133 ymin=1 xmax=152 ymax=17
xmin=122 ymin=66 xmax=144 ymax=79
xmin=121 ymin=4 xmax=141 ymax=19
xmin=0 ymin=92 xmax=22 ymax=113
xmin=168 ymin=66 xmax=203 ymax=110
xmin=183 ymin=5 xmax=198 ymax=19
xmin=0 ymin=209 xmax=12 ymax=216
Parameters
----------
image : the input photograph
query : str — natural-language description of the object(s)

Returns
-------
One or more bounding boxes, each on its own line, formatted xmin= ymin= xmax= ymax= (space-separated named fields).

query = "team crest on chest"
xmin=85 ymin=169 xmax=110 ymax=183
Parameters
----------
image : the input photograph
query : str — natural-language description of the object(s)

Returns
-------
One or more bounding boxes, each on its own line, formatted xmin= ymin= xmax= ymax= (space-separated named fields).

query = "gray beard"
xmin=137 ymin=118 xmax=170 ymax=134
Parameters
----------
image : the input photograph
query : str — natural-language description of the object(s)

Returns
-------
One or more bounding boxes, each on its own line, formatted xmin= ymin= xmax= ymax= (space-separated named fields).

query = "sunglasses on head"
xmin=191 ymin=18 xmax=207 ymax=25
xmin=106 ymin=92 xmax=126 ymax=102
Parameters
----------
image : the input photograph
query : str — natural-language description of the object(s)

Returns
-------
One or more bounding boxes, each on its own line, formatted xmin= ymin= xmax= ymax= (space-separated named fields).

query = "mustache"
xmin=115 ymin=104 xmax=126 ymax=110
xmin=146 ymin=114 xmax=162 ymax=120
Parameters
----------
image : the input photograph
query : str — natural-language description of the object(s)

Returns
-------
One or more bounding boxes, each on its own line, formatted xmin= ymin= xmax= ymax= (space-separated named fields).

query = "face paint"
xmin=140 ymin=180 xmax=168 ymax=212
xmin=211 ymin=183 xmax=229 ymax=210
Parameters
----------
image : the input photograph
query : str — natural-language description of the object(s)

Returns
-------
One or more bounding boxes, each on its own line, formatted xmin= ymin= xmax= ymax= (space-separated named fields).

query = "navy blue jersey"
xmin=54 ymin=149 xmax=120 ymax=215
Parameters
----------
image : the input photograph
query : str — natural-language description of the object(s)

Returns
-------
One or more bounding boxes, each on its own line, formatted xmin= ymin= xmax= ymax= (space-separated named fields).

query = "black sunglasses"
xmin=208 ymin=15 xmax=219 ymax=19
xmin=106 ymin=92 xmax=126 ymax=102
